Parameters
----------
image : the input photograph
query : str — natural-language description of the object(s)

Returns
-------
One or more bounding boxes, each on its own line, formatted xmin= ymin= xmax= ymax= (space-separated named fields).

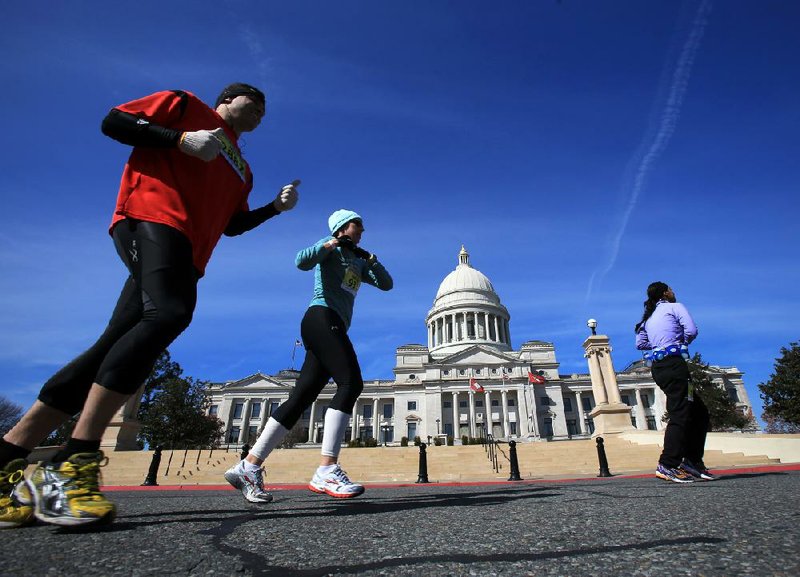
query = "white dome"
xmin=434 ymin=246 xmax=500 ymax=307
xmin=426 ymin=246 xmax=511 ymax=356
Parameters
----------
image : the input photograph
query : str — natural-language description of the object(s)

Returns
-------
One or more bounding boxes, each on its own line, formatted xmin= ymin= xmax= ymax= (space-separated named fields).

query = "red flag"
xmin=528 ymin=371 xmax=546 ymax=384
xmin=469 ymin=378 xmax=485 ymax=393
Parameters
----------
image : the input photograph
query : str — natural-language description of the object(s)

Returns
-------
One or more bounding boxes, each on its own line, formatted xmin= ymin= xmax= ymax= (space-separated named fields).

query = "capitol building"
xmin=206 ymin=247 xmax=753 ymax=446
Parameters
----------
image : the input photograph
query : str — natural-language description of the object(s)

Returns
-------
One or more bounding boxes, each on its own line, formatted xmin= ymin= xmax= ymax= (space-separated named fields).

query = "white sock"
xmin=320 ymin=408 xmax=351 ymax=459
xmin=242 ymin=460 xmax=261 ymax=473
xmin=317 ymin=464 xmax=337 ymax=473
xmin=249 ymin=417 xmax=290 ymax=461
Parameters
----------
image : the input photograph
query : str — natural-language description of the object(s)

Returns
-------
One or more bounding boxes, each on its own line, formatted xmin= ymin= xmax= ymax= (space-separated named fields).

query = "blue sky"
xmin=1 ymin=0 xmax=798 ymax=425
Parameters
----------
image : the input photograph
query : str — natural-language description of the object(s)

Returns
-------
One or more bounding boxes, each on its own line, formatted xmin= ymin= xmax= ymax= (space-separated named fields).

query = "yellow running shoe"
xmin=0 ymin=459 xmax=35 ymax=529
xmin=27 ymin=452 xmax=116 ymax=527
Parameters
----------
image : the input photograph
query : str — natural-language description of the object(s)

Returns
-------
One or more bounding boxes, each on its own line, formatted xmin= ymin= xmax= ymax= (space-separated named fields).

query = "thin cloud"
xmin=586 ymin=0 xmax=712 ymax=302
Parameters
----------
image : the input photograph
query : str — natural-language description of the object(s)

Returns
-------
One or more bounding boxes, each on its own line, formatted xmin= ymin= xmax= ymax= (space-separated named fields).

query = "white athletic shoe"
xmin=308 ymin=464 xmax=365 ymax=499
xmin=224 ymin=462 xmax=273 ymax=503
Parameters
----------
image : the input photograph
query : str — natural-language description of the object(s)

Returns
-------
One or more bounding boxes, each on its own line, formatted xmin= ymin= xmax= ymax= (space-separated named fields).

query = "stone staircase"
xmin=99 ymin=435 xmax=785 ymax=487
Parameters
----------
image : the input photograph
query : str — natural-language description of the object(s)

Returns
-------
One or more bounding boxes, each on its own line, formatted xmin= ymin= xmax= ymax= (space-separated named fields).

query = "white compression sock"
xmin=249 ymin=417 xmax=290 ymax=461
xmin=321 ymin=408 xmax=351 ymax=458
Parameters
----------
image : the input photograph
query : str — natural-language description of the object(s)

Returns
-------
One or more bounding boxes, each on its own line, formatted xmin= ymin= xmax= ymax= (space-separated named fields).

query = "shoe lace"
xmin=332 ymin=466 xmax=353 ymax=485
xmin=251 ymin=468 xmax=266 ymax=489
xmin=69 ymin=454 xmax=108 ymax=496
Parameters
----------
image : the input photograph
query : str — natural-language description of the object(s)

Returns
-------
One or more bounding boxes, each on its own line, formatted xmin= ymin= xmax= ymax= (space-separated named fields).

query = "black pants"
xmin=38 ymin=220 xmax=198 ymax=415
xmin=272 ymin=306 xmax=364 ymax=429
xmin=651 ymin=355 xmax=710 ymax=468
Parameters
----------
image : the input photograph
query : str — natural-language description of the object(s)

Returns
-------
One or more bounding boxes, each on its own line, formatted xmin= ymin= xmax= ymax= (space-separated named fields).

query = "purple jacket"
xmin=636 ymin=301 xmax=698 ymax=351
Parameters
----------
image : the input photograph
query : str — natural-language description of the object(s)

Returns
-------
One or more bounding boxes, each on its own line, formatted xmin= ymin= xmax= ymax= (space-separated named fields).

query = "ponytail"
xmin=634 ymin=281 xmax=669 ymax=333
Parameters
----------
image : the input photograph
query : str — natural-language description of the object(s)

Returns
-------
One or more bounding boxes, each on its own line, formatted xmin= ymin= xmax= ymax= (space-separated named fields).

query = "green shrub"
xmin=461 ymin=435 xmax=468 ymax=445
xmin=446 ymin=436 xmax=454 ymax=446
xmin=433 ymin=437 xmax=442 ymax=446
xmin=413 ymin=436 xmax=421 ymax=446
xmin=365 ymin=437 xmax=378 ymax=447
xmin=400 ymin=436 xmax=409 ymax=447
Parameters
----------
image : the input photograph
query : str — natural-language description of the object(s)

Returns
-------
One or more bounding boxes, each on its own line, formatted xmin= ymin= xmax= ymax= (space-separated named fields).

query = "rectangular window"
xmin=727 ymin=388 xmax=739 ymax=402
xmin=641 ymin=394 xmax=651 ymax=408
xmin=270 ymin=402 xmax=280 ymax=416
xmin=582 ymin=397 xmax=592 ymax=412
xmin=631 ymin=416 xmax=637 ymax=428
xmin=543 ymin=418 xmax=554 ymax=438
xmin=233 ymin=403 xmax=244 ymax=419
xmin=407 ymin=401 xmax=417 ymax=411
xmin=250 ymin=402 xmax=261 ymax=419
xmin=209 ymin=405 xmax=218 ymax=416
xmin=444 ymin=423 xmax=454 ymax=436
xmin=247 ymin=426 xmax=258 ymax=444
xmin=621 ymin=395 xmax=630 ymax=406
xmin=646 ymin=416 xmax=657 ymax=430
xmin=407 ymin=422 xmax=417 ymax=440
xmin=507 ymin=399 xmax=515 ymax=407
xmin=443 ymin=401 xmax=452 ymax=408
xmin=563 ymin=398 xmax=573 ymax=412
xmin=586 ymin=419 xmax=595 ymax=434
xmin=491 ymin=400 xmax=500 ymax=407
xmin=459 ymin=400 xmax=468 ymax=408
xmin=475 ymin=400 xmax=483 ymax=407
xmin=509 ymin=422 xmax=517 ymax=435
xmin=566 ymin=419 xmax=578 ymax=435
xmin=540 ymin=396 xmax=550 ymax=407
xmin=383 ymin=403 xmax=393 ymax=418
xmin=363 ymin=404 xmax=373 ymax=419
xmin=227 ymin=426 xmax=240 ymax=444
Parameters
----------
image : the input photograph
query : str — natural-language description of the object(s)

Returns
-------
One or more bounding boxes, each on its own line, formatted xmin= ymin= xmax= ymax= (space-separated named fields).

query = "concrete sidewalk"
xmin=3 ymin=465 xmax=799 ymax=577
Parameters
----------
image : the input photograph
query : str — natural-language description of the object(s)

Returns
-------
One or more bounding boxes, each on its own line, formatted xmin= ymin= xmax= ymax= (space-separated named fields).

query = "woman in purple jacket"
xmin=635 ymin=281 xmax=714 ymax=483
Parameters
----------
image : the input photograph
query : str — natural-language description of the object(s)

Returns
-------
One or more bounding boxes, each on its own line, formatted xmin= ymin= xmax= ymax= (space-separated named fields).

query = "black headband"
xmin=215 ymin=83 xmax=265 ymax=108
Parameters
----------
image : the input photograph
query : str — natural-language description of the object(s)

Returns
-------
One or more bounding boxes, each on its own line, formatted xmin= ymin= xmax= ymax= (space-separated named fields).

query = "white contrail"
xmin=585 ymin=0 xmax=712 ymax=302
xmin=239 ymin=24 xmax=270 ymax=88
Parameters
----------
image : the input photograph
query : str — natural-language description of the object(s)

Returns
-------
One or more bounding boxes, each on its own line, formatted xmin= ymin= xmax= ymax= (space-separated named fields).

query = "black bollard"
xmin=595 ymin=437 xmax=612 ymax=477
xmin=416 ymin=443 xmax=430 ymax=483
xmin=507 ymin=440 xmax=522 ymax=481
xmin=240 ymin=443 xmax=250 ymax=461
xmin=141 ymin=446 xmax=163 ymax=486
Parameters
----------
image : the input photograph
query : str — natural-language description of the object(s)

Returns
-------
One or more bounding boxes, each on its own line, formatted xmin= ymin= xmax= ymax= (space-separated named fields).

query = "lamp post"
xmin=381 ymin=423 xmax=389 ymax=446
xmin=587 ymin=318 xmax=597 ymax=336
xmin=436 ymin=418 xmax=440 ymax=435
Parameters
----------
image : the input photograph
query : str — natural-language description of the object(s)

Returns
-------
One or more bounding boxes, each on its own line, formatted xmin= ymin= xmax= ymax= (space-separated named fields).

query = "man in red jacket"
xmin=0 ymin=83 xmax=299 ymax=528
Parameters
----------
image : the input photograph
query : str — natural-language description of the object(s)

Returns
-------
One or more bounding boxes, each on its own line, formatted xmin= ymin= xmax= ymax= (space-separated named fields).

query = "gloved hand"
xmin=337 ymin=235 xmax=373 ymax=261
xmin=273 ymin=180 xmax=300 ymax=212
xmin=178 ymin=127 xmax=225 ymax=162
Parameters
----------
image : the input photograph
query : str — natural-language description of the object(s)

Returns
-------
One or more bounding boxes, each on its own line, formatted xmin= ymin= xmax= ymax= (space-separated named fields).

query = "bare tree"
xmin=0 ymin=396 xmax=23 ymax=437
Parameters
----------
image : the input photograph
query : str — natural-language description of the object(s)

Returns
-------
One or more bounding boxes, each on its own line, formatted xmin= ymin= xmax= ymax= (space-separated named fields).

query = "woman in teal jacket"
xmin=225 ymin=209 xmax=393 ymax=502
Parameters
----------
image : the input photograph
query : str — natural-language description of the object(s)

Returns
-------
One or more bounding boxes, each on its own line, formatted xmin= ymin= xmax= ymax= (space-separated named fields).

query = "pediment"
xmin=435 ymin=345 xmax=518 ymax=366
xmin=224 ymin=372 xmax=287 ymax=389
xmin=406 ymin=413 xmax=422 ymax=422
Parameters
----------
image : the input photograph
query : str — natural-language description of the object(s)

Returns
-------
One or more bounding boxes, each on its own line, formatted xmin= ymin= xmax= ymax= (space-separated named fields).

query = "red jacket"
xmin=110 ymin=90 xmax=252 ymax=274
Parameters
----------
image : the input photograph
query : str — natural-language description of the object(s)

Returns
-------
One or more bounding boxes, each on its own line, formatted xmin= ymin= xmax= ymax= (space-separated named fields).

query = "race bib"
xmin=214 ymin=132 xmax=247 ymax=182
xmin=341 ymin=265 xmax=362 ymax=296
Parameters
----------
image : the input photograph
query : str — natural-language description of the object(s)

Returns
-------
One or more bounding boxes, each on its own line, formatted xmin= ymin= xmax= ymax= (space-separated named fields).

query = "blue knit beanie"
xmin=328 ymin=209 xmax=362 ymax=234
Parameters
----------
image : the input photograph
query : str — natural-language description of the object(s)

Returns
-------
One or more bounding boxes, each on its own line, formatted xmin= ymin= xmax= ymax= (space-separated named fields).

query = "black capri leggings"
xmin=38 ymin=219 xmax=198 ymax=414
xmin=272 ymin=306 xmax=364 ymax=429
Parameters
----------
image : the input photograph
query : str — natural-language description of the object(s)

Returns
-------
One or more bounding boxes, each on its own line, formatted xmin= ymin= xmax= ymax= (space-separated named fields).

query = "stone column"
xmin=241 ymin=399 xmax=252 ymax=443
xmin=307 ymin=400 xmax=317 ymax=442
xmin=634 ymin=388 xmax=648 ymax=430
xmin=575 ymin=392 xmax=586 ymax=435
xmin=351 ymin=411 xmax=359 ymax=440
xmin=372 ymin=398 xmax=380 ymax=439
xmin=484 ymin=390 xmax=492 ymax=437
xmin=493 ymin=316 xmax=499 ymax=343
xmin=452 ymin=392 xmax=459 ymax=438
xmin=653 ymin=387 xmax=667 ymax=430
xmin=501 ymin=389 xmax=510 ymax=438
xmin=468 ymin=391 xmax=477 ymax=437
xmin=583 ymin=334 xmax=634 ymax=437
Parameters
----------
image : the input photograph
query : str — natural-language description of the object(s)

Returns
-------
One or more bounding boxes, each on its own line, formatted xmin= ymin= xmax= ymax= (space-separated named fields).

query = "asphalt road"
xmin=2 ymin=469 xmax=799 ymax=577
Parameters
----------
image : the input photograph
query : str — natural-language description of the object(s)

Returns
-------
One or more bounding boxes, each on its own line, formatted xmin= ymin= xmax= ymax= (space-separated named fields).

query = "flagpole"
xmin=291 ymin=339 xmax=301 ymax=370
